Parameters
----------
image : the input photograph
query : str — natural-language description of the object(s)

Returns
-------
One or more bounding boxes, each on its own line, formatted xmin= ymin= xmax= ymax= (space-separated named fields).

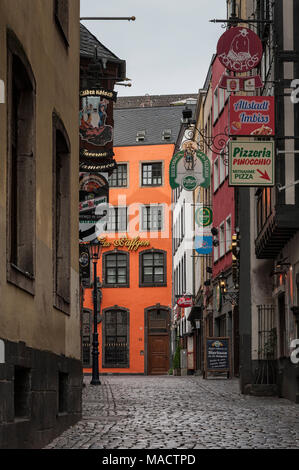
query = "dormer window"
xmin=136 ymin=130 xmax=146 ymax=142
xmin=162 ymin=129 xmax=172 ymax=141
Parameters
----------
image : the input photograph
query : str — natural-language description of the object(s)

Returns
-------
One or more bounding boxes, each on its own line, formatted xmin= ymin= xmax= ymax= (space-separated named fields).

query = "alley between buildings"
xmin=45 ymin=375 xmax=299 ymax=449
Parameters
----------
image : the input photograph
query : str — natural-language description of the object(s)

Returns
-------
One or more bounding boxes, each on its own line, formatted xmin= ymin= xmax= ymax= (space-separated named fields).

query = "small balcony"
xmin=255 ymin=204 xmax=299 ymax=259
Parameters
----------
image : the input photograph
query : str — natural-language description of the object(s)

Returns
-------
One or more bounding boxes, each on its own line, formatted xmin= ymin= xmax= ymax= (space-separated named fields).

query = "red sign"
xmin=177 ymin=296 xmax=193 ymax=308
xmin=217 ymin=27 xmax=263 ymax=73
xmin=219 ymin=74 xmax=263 ymax=91
xmin=230 ymin=96 xmax=275 ymax=136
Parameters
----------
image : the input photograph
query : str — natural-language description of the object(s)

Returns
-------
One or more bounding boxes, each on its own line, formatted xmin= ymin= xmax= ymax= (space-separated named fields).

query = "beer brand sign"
xmin=217 ymin=27 xmax=263 ymax=73
xmin=230 ymin=96 xmax=275 ymax=136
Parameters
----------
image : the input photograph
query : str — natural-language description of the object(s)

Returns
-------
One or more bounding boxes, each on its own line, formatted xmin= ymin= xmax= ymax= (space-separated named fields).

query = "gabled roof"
xmin=114 ymin=105 xmax=189 ymax=147
xmin=80 ymin=23 xmax=124 ymax=65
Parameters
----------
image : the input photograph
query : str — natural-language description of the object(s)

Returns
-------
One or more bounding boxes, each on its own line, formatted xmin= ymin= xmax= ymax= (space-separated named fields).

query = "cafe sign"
xmin=99 ymin=236 xmax=151 ymax=251
xmin=229 ymin=141 xmax=275 ymax=186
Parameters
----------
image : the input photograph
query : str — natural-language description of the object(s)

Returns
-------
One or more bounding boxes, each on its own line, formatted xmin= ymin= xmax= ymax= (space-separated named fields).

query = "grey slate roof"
xmin=80 ymin=23 xmax=124 ymax=64
xmin=114 ymin=105 xmax=192 ymax=147
xmin=115 ymin=94 xmax=198 ymax=109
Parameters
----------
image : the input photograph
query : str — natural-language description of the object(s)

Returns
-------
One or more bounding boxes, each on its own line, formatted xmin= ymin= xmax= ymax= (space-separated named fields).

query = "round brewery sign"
xmin=195 ymin=207 xmax=213 ymax=227
xmin=217 ymin=27 xmax=263 ymax=73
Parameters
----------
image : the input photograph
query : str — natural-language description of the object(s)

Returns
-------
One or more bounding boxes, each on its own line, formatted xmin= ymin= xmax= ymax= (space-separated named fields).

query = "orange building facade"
xmin=82 ymin=103 xmax=186 ymax=375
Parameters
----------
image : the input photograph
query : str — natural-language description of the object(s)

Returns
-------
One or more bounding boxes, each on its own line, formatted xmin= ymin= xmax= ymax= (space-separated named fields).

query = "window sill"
xmin=54 ymin=294 xmax=70 ymax=315
xmin=102 ymin=284 xmax=130 ymax=289
xmin=7 ymin=263 xmax=35 ymax=296
xmin=139 ymin=283 xmax=167 ymax=288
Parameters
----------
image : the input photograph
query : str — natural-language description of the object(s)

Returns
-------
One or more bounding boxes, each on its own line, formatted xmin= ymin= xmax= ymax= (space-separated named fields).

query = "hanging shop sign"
xmin=230 ymin=96 xmax=275 ymax=137
xmin=79 ymin=88 xmax=117 ymax=160
xmin=79 ymin=199 xmax=109 ymax=242
xmin=79 ymin=243 xmax=90 ymax=287
xmin=219 ymin=74 xmax=263 ymax=92
xmin=79 ymin=172 xmax=109 ymax=242
xmin=169 ymin=149 xmax=211 ymax=191
xmin=79 ymin=158 xmax=117 ymax=173
xmin=177 ymin=296 xmax=193 ymax=308
xmin=229 ymin=140 xmax=275 ymax=186
xmin=195 ymin=205 xmax=213 ymax=255
xmin=217 ymin=27 xmax=263 ymax=73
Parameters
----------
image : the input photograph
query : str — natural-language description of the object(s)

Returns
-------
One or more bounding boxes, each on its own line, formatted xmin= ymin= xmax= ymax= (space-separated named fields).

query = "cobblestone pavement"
xmin=45 ymin=375 xmax=299 ymax=449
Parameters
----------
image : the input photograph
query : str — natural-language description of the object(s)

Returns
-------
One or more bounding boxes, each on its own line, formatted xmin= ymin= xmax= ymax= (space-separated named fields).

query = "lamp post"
xmin=89 ymin=240 xmax=103 ymax=385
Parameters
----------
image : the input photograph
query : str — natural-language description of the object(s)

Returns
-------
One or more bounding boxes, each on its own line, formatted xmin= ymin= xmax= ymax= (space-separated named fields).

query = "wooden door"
xmin=148 ymin=335 xmax=169 ymax=375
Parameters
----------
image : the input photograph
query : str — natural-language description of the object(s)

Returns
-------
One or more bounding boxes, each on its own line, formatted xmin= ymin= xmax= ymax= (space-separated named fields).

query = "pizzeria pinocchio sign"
xmin=99 ymin=236 xmax=150 ymax=251
xmin=229 ymin=141 xmax=275 ymax=186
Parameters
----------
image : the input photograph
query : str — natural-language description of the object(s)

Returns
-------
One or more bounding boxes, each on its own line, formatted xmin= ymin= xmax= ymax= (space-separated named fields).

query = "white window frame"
xmin=213 ymin=87 xmax=219 ymax=123
xmin=219 ymin=150 xmax=226 ymax=185
xmin=226 ymin=216 xmax=232 ymax=253
xmin=213 ymin=157 xmax=219 ymax=193
xmin=219 ymin=222 xmax=225 ymax=258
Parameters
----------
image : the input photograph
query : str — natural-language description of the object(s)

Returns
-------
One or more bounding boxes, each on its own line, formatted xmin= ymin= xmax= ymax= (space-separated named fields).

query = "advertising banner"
xmin=229 ymin=141 xmax=275 ymax=186
xmin=230 ymin=96 xmax=275 ymax=136
xmin=194 ymin=205 xmax=213 ymax=255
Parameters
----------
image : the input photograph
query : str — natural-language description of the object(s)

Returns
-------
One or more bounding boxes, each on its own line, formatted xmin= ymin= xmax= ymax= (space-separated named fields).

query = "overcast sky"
xmin=80 ymin=1 xmax=227 ymax=97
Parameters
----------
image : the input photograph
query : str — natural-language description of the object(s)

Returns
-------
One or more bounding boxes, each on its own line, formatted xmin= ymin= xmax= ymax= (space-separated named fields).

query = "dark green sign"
xmin=195 ymin=207 xmax=213 ymax=227
xmin=169 ymin=150 xmax=211 ymax=191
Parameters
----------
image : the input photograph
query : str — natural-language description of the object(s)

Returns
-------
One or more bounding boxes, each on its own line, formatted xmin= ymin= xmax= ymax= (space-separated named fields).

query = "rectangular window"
xmin=104 ymin=252 xmax=129 ymax=287
xmin=213 ymin=158 xmax=219 ymax=192
xmin=213 ymin=88 xmax=219 ymax=123
xmin=219 ymin=150 xmax=226 ymax=184
xmin=141 ymin=205 xmax=163 ymax=231
xmin=142 ymin=162 xmax=162 ymax=186
xmin=219 ymin=222 xmax=225 ymax=258
xmin=140 ymin=251 xmax=166 ymax=286
xmin=106 ymin=207 xmax=128 ymax=232
xmin=53 ymin=116 xmax=71 ymax=312
xmin=8 ymin=46 xmax=36 ymax=292
xmin=54 ymin=0 xmax=69 ymax=45
xmin=226 ymin=216 xmax=232 ymax=253
xmin=103 ymin=309 xmax=129 ymax=367
xmin=108 ymin=164 xmax=128 ymax=188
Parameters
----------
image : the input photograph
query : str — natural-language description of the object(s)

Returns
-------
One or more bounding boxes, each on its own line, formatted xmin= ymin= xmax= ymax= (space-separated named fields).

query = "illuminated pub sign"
xmin=79 ymin=88 xmax=118 ymax=171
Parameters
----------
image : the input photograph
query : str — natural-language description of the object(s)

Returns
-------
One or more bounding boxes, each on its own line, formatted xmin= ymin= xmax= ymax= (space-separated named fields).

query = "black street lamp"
xmin=89 ymin=239 xmax=103 ymax=385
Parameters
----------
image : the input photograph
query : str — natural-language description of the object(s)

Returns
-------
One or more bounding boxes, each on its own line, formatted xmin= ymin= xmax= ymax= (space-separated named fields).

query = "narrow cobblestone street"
xmin=45 ymin=375 xmax=299 ymax=449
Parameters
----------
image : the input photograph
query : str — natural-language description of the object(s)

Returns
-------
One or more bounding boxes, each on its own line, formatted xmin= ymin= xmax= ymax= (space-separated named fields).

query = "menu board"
xmin=205 ymin=337 xmax=230 ymax=375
